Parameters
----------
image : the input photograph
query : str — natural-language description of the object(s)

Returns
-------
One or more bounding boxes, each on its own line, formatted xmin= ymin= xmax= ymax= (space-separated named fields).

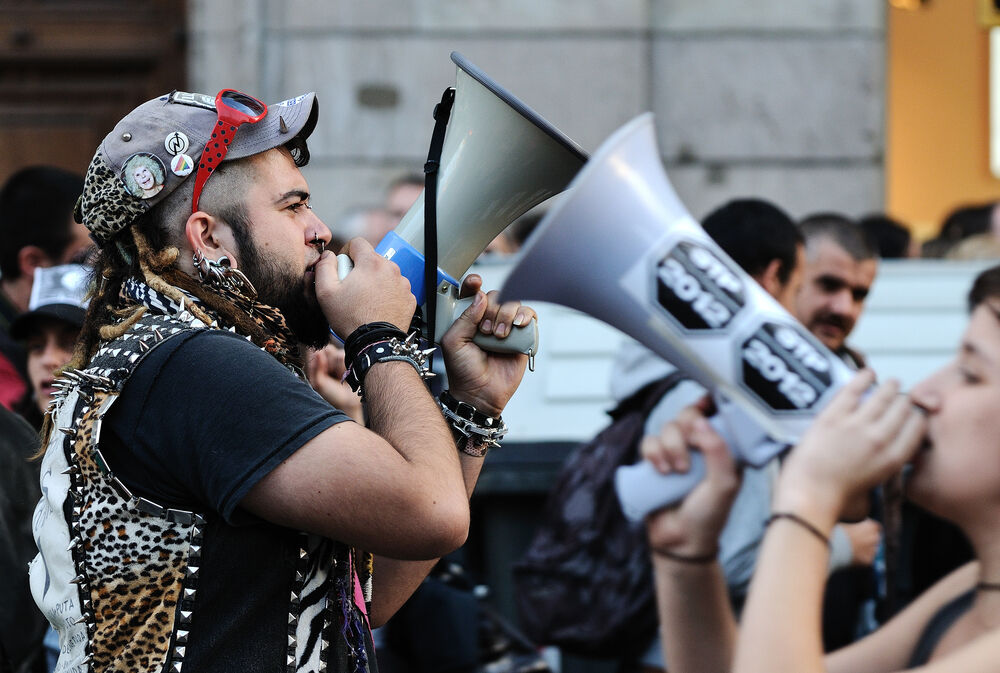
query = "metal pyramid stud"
xmin=279 ymin=115 xmax=289 ymax=134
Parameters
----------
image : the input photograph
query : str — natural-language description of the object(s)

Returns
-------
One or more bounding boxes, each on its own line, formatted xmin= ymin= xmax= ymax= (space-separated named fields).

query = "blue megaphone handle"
xmin=330 ymin=232 xmax=460 ymax=343
xmin=375 ymin=231 xmax=460 ymax=306
xmin=334 ymin=233 xmax=539 ymax=357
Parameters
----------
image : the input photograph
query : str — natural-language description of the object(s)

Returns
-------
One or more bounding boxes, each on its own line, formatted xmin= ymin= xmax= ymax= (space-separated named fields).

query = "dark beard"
xmin=237 ymin=236 xmax=331 ymax=349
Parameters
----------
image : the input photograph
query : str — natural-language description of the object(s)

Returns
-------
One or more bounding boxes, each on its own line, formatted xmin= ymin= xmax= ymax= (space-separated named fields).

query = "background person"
xmin=644 ymin=264 xmax=1000 ymax=673
xmin=9 ymin=264 xmax=90 ymax=428
xmin=607 ymin=199 xmax=877 ymax=670
xmin=0 ymin=166 xmax=89 ymax=412
xmin=796 ymin=213 xmax=878 ymax=366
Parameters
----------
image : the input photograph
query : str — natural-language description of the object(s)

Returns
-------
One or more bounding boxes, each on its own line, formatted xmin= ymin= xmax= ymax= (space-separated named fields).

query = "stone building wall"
xmin=187 ymin=0 xmax=886 ymax=230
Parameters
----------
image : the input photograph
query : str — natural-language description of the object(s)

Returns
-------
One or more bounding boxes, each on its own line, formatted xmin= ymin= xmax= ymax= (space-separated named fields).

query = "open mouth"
xmin=40 ymin=379 xmax=56 ymax=398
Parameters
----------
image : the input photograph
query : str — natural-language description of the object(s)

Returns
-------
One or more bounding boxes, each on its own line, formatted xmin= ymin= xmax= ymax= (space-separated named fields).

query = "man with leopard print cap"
xmin=28 ymin=88 xmax=534 ymax=673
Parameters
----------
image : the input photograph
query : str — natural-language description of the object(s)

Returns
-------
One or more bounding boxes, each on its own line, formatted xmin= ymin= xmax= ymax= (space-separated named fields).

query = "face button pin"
xmin=121 ymin=153 xmax=167 ymax=200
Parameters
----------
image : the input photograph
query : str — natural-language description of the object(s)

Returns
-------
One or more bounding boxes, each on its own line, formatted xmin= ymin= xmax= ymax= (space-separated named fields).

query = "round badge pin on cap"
xmin=121 ymin=153 xmax=167 ymax=200
xmin=164 ymin=131 xmax=190 ymax=156
xmin=171 ymin=154 xmax=195 ymax=177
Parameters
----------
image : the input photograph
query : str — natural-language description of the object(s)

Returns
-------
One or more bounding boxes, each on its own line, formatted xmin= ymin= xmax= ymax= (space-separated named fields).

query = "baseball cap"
xmin=10 ymin=264 xmax=91 ymax=340
xmin=75 ymin=89 xmax=319 ymax=244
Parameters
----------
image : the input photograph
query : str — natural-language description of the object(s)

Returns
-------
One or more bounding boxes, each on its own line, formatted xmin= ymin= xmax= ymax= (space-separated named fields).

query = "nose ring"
xmin=311 ymin=234 xmax=325 ymax=255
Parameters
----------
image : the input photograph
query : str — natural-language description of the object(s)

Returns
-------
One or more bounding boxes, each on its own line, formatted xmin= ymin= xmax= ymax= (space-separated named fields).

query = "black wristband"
xmin=437 ymin=390 xmax=507 ymax=454
xmin=343 ymin=322 xmax=406 ymax=364
xmin=438 ymin=390 xmax=499 ymax=427
xmin=344 ymin=334 xmax=435 ymax=396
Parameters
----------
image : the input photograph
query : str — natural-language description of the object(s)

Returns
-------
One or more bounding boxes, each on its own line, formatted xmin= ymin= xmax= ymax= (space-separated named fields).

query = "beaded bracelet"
xmin=765 ymin=512 xmax=830 ymax=548
xmin=437 ymin=390 xmax=507 ymax=457
xmin=343 ymin=333 xmax=435 ymax=396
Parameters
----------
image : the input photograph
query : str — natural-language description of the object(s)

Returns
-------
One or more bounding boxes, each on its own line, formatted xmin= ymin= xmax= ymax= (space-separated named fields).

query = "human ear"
xmin=758 ymin=258 xmax=784 ymax=298
xmin=183 ymin=212 xmax=239 ymax=270
xmin=17 ymin=245 xmax=52 ymax=278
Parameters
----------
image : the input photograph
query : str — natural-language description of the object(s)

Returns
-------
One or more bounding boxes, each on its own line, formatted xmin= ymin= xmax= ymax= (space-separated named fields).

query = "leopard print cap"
xmin=75 ymin=151 xmax=150 ymax=245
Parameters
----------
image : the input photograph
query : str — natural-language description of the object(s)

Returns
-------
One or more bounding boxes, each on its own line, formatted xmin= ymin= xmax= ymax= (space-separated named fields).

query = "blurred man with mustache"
xmin=795 ymin=213 xmax=878 ymax=369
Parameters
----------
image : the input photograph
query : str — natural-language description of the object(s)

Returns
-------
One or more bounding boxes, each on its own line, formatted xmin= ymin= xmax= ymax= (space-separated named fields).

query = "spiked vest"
xmin=29 ymin=313 xmax=374 ymax=673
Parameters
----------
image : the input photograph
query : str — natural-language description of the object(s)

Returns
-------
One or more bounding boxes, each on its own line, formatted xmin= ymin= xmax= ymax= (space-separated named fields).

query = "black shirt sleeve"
xmin=102 ymin=329 xmax=351 ymax=523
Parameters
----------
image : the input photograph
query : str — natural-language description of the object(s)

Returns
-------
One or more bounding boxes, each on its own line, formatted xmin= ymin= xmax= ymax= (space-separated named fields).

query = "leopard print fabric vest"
xmin=29 ymin=312 xmax=373 ymax=673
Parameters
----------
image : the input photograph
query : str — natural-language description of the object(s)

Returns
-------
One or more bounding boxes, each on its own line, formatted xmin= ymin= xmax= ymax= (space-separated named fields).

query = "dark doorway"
xmin=0 ymin=0 xmax=187 ymax=181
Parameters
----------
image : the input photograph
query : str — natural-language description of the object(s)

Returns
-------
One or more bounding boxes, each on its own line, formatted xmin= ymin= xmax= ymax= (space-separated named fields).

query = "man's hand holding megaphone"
xmin=439 ymin=273 xmax=537 ymax=418
xmin=315 ymin=238 xmax=416 ymax=340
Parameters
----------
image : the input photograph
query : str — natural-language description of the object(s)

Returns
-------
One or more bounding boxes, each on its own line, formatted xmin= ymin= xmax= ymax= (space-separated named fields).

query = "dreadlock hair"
xmin=69 ymin=153 xmax=276 ymax=373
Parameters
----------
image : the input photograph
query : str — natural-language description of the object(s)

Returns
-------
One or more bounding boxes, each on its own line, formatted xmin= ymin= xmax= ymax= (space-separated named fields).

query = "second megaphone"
xmin=338 ymin=52 xmax=587 ymax=354
xmin=499 ymin=113 xmax=857 ymax=520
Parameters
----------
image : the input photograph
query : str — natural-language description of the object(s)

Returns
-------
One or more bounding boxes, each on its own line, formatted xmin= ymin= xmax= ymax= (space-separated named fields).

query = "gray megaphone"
xmin=339 ymin=52 xmax=587 ymax=356
xmin=499 ymin=113 xmax=856 ymax=520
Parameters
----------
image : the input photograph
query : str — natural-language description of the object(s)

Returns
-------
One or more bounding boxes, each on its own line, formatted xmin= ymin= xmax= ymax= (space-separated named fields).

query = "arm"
xmin=644 ymin=399 xmax=742 ymax=673
xmin=733 ymin=370 xmax=927 ymax=673
xmin=245 ymin=242 xmax=531 ymax=624
xmin=242 ymin=238 xmax=468 ymax=559
xmin=369 ymin=275 xmax=534 ymax=626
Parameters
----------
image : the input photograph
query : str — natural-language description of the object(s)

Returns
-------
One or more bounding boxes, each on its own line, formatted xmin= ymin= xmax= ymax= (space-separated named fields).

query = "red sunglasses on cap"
xmin=191 ymin=89 xmax=268 ymax=213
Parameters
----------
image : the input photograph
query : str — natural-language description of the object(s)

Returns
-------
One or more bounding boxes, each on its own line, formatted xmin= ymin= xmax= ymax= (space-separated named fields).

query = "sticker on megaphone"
xmin=614 ymin=231 xmax=853 ymax=520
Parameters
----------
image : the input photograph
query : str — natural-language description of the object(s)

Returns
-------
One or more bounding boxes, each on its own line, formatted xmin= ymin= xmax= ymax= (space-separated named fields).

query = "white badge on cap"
xmin=171 ymin=153 xmax=195 ymax=177
xmin=164 ymin=131 xmax=190 ymax=156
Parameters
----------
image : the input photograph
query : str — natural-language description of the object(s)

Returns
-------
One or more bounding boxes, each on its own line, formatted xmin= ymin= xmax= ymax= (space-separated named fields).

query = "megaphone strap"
xmin=422 ymin=86 xmax=455 ymax=350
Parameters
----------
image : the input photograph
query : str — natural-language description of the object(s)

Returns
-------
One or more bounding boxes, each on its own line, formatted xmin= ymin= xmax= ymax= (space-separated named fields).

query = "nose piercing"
xmin=311 ymin=234 xmax=325 ymax=255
